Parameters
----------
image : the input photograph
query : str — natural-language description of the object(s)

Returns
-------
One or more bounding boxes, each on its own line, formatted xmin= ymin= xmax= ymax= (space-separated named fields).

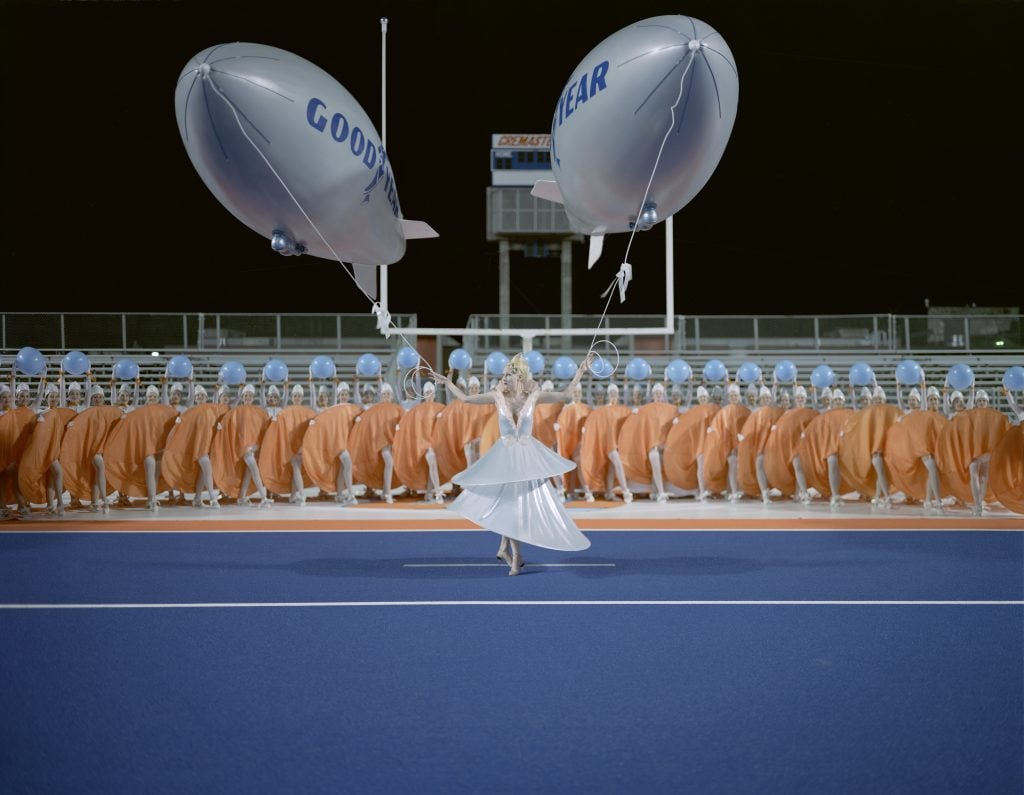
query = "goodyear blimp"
xmin=174 ymin=42 xmax=435 ymax=294
xmin=533 ymin=16 xmax=738 ymax=265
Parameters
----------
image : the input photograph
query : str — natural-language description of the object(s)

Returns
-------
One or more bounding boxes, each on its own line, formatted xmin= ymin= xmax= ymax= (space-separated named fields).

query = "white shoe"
xmin=146 ymin=500 xmax=159 ymax=512
xmin=829 ymin=496 xmax=841 ymax=509
xmin=728 ymin=491 xmax=742 ymax=503
xmin=238 ymin=496 xmax=252 ymax=506
xmin=623 ymin=491 xmax=633 ymax=504
xmin=656 ymin=492 xmax=669 ymax=504
xmin=761 ymin=492 xmax=771 ymax=505
xmin=585 ymin=492 xmax=596 ymax=503
xmin=797 ymin=491 xmax=811 ymax=505
xmin=258 ymin=496 xmax=274 ymax=508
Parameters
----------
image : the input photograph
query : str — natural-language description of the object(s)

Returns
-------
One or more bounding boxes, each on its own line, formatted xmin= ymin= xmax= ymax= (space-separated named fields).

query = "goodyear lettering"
xmin=555 ymin=60 xmax=609 ymax=128
xmin=307 ymin=97 xmax=398 ymax=218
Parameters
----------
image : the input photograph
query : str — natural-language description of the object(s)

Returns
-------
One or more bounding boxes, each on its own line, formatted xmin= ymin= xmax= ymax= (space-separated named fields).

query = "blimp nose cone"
xmin=199 ymin=62 xmax=211 ymax=78
xmin=688 ymin=39 xmax=701 ymax=52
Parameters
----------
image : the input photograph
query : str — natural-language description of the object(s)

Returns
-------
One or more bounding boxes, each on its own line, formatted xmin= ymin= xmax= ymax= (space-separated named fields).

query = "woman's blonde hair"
xmin=505 ymin=353 xmax=531 ymax=383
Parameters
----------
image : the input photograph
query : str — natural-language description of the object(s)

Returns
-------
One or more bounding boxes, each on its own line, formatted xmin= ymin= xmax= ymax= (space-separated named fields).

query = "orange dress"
xmin=210 ymin=404 xmax=271 ymax=499
xmin=479 ymin=412 xmax=500 ymax=455
xmin=934 ymin=408 xmax=1010 ymax=503
xmin=102 ymin=404 xmax=179 ymax=498
xmin=18 ymin=408 xmax=76 ymax=504
xmin=736 ymin=407 xmax=785 ymax=496
xmin=619 ymin=403 xmax=679 ymax=485
xmin=300 ymin=404 xmax=362 ymax=493
xmin=795 ymin=408 xmax=857 ymax=497
xmin=579 ymin=403 xmax=633 ymax=493
xmin=58 ymin=406 xmax=125 ymax=500
xmin=258 ymin=405 xmax=317 ymax=494
xmin=838 ymin=404 xmax=902 ymax=497
xmin=433 ymin=401 xmax=477 ymax=484
xmin=0 ymin=406 xmax=38 ymax=471
xmin=533 ymin=402 xmax=562 ymax=449
xmin=161 ymin=404 xmax=230 ymax=493
xmin=989 ymin=424 xmax=1024 ymax=514
xmin=663 ymin=403 xmax=719 ymax=491
xmin=349 ymin=402 xmax=404 ymax=489
xmin=555 ymin=401 xmax=593 ymax=492
xmin=700 ymin=403 xmax=751 ymax=493
xmin=763 ymin=407 xmax=818 ymax=495
xmin=393 ymin=400 xmax=441 ymax=491
xmin=882 ymin=411 xmax=948 ymax=501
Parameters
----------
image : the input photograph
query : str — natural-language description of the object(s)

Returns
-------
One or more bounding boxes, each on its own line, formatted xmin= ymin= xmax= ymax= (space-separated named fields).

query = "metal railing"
xmin=464 ymin=313 xmax=1023 ymax=355
xmin=0 ymin=312 xmax=417 ymax=353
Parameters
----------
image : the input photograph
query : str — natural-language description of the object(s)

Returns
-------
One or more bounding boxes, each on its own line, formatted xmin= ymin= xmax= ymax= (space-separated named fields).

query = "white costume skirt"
xmin=450 ymin=478 xmax=590 ymax=552
xmin=450 ymin=434 xmax=590 ymax=551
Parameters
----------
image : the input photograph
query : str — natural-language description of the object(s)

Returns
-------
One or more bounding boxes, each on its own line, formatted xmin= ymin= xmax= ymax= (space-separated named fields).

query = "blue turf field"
xmin=2 ymin=530 xmax=1022 ymax=793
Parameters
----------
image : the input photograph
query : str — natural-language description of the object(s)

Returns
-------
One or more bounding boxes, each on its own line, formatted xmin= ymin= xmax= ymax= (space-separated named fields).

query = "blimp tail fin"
xmin=531 ymin=180 xmax=564 ymax=205
xmin=587 ymin=235 xmax=604 ymax=269
xmin=401 ymin=219 xmax=439 ymax=240
xmin=353 ymin=264 xmax=378 ymax=300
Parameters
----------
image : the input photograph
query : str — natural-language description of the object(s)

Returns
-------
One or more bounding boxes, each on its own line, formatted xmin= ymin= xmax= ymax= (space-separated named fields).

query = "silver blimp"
xmin=533 ymin=16 xmax=738 ymax=265
xmin=175 ymin=42 xmax=435 ymax=292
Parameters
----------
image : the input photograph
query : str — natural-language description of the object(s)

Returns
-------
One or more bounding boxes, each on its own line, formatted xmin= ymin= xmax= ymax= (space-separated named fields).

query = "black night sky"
xmin=2 ymin=0 xmax=1021 ymax=328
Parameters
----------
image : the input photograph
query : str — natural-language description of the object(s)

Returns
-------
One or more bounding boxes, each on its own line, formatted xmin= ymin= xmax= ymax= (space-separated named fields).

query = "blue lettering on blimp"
xmin=556 ymin=60 xmax=609 ymax=127
xmin=306 ymin=98 xmax=400 ymax=217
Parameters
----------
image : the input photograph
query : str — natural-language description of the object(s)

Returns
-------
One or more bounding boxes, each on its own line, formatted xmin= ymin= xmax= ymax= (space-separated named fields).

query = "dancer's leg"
xmin=199 ymin=454 xmax=218 ymax=507
xmin=144 ymin=455 xmax=159 ymax=511
xmin=496 ymin=535 xmax=510 ymax=565
xmin=793 ymin=455 xmax=810 ymax=503
xmin=756 ymin=453 xmax=771 ymax=504
xmin=922 ymin=454 xmax=941 ymax=508
xmin=243 ymin=446 xmax=270 ymax=506
xmin=608 ymin=450 xmax=632 ymax=503
xmin=290 ymin=453 xmax=305 ymax=504
xmin=969 ymin=454 xmax=991 ymax=516
xmin=381 ymin=446 xmax=394 ymax=503
xmin=871 ymin=452 xmax=890 ymax=507
xmin=49 ymin=460 xmax=65 ymax=516
xmin=827 ymin=454 xmax=841 ymax=507
xmin=91 ymin=454 xmax=109 ymax=513
xmin=508 ymin=538 xmax=522 ymax=576
xmin=727 ymin=449 xmax=740 ymax=500
xmin=335 ymin=450 xmax=355 ymax=504
xmin=648 ymin=448 xmax=667 ymax=502
xmin=696 ymin=453 xmax=707 ymax=501
xmin=425 ymin=448 xmax=443 ymax=503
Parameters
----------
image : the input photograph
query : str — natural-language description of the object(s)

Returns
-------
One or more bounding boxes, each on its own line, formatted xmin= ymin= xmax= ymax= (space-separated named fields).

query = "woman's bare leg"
xmin=508 ymin=538 xmax=522 ymax=576
xmin=649 ymin=448 xmax=668 ymax=502
xmin=756 ymin=453 xmax=770 ymax=504
xmin=48 ymin=461 xmax=65 ymax=516
xmin=290 ymin=453 xmax=306 ymax=504
xmin=696 ymin=453 xmax=707 ymax=501
xmin=871 ymin=452 xmax=890 ymax=507
xmin=335 ymin=450 xmax=355 ymax=504
xmin=425 ymin=448 xmax=443 ymax=503
xmin=381 ymin=446 xmax=394 ymax=503
xmin=243 ymin=446 xmax=270 ymax=506
xmin=827 ymin=454 xmax=841 ymax=508
xmin=91 ymin=454 xmax=109 ymax=513
xmin=608 ymin=450 xmax=632 ymax=503
xmin=727 ymin=449 xmax=740 ymax=500
xmin=144 ymin=455 xmax=159 ymax=511
xmin=922 ymin=454 xmax=941 ymax=510
xmin=793 ymin=455 xmax=810 ymax=503
xmin=496 ymin=535 xmax=510 ymax=565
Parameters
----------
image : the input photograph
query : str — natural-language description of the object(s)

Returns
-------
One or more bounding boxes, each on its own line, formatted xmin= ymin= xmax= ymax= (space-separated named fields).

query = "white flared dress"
xmin=450 ymin=391 xmax=590 ymax=551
